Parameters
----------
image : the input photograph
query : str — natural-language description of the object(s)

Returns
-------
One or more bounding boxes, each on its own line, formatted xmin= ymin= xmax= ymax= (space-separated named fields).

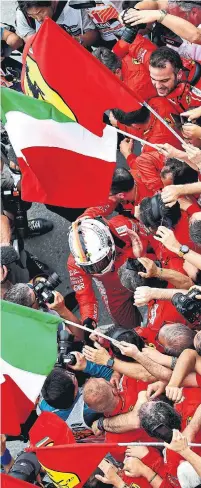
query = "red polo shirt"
xmin=163 ymin=388 xmax=201 ymax=485
xmin=105 ymin=376 xmax=158 ymax=461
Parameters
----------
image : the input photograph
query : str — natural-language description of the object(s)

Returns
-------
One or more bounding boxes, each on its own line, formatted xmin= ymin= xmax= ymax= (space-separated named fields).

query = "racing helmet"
xmin=69 ymin=217 xmax=116 ymax=275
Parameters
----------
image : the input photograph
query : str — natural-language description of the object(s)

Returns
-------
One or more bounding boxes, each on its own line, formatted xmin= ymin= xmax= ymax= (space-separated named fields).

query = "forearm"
xmin=178 ymin=182 xmax=201 ymax=196
xmin=162 ymin=15 xmax=201 ymax=44
xmin=60 ymin=307 xmax=83 ymax=340
xmin=149 ymin=288 xmax=188 ymax=301
xmin=103 ymin=396 xmax=144 ymax=433
xmin=157 ymin=268 xmax=192 ymax=289
xmin=141 ymin=466 xmax=163 ymax=487
xmin=113 ymin=358 xmax=155 ymax=382
xmin=1 ymin=215 xmax=12 ymax=245
xmin=135 ymin=1 xmax=160 ymax=10
xmin=135 ymin=352 xmax=172 ymax=382
xmin=168 ymin=350 xmax=197 ymax=387
xmin=5 ymin=32 xmax=23 ymax=50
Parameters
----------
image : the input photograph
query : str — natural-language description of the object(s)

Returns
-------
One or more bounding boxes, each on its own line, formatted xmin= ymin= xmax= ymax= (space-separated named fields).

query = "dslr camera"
xmin=56 ymin=329 xmax=83 ymax=368
xmin=121 ymin=7 xmax=146 ymax=44
xmin=32 ymin=272 xmax=61 ymax=307
xmin=172 ymin=287 xmax=201 ymax=325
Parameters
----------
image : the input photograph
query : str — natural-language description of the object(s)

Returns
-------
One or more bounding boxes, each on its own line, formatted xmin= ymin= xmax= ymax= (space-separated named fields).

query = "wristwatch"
xmin=178 ymin=245 xmax=190 ymax=257
xmin=106 ymin=358 xmax=115 ymax=368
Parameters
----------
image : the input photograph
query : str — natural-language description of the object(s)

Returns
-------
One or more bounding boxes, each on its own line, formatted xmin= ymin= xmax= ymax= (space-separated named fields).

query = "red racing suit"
xmin=114 ymin=34 xmax=201 ymax=118
xmin=67 ymin=215 xmax=141 ymax=328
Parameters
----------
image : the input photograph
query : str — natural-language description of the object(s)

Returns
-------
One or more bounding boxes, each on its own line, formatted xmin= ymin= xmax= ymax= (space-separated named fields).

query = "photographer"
xmin=37 ymin=351 xmax=113 ymax=441
xmin=121 ymin=2 xmax=201 ymax=59
xmin=16 ymin=1 xmax=100 ymax=47
xmin=3 ymin=282 xmax=84 ymax=340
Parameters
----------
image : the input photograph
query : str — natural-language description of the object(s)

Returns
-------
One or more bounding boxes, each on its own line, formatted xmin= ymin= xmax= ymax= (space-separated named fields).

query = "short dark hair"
xmin=4 ymin=283 xmax=34 ymax=307
xmin=189 ymin=217 xmax=201 ymax=247
xmin=111 ymin=168 xmax=134 ymax=195
xmin=150 ymin=47 xmax=183 ymax=73
xmin=108 ymin=327 xmax=145 ymax=362
xmin=161 ymin=158 xmax=198 ymax=185
xmin=42 ymin=368 xmax=75 ymax=409
xmin=139 ymin=401 xmax=182 ymax=441
xmin=18 ymin=1 xmax=51 ymax=14
xmin=93 ymin=47 xmax=122 ymax=73
xmin=139 ymin=193 xmax=181 ymax=230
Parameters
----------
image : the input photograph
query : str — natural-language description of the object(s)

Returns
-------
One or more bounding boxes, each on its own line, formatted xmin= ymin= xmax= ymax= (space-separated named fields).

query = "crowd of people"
xmin=1 ymin=1 xmax=201 ymax=487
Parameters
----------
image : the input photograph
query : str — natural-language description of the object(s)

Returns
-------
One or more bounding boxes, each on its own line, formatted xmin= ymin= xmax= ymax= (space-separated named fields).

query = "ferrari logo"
xmin=42 ymin=465 xmax=80 ymax=488
xmin=130 ymin=483 xmax=140 ymax=488
xmin=24 ymin=55 xmax=77 ymax=121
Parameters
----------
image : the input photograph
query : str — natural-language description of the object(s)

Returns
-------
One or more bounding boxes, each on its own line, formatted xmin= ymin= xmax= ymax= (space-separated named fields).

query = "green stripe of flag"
xmin=1 ymin=300 xmax=61 ymax=375
xmin=1 ymin=87 xmax=75 ymax=125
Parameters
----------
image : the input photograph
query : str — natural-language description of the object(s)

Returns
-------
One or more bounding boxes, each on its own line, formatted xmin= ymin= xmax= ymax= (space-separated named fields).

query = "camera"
xmin=8 ymin=451 xmax=40 ymax=483
xmin=56 ymin=329 xmax=83 ymax=368
xmin=172 ymin=288 xmax=201 ymax=325
xmin=121 ymin=8 xmax=146 ymax=44
xmin=32 ymin=272 xmax=61 ymax=307
xmin=1 ymin=188 xmax=29 ymax=239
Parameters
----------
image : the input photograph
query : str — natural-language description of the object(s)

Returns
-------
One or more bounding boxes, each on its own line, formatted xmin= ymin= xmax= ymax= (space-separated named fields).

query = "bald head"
xmin=158 ymin=323 xmax=195 ymax=357
xmin=194 ymin=331 xmax=201 ymax=355
xmin=83 ymin=378 xmax=118 ymax=414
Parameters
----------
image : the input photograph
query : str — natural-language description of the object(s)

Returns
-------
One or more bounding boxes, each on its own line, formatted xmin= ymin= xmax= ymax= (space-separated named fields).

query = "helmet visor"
xmin=79 ymin=248 xmax=114 ymax=275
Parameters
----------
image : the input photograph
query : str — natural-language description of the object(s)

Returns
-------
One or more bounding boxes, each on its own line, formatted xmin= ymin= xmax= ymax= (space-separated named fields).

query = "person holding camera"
xmin=16 ymin=1 xmax=100 ymax=47
xmin=37 ymin=350 xmax=113 ymax=441
xmin=121 ymin=1 xmax=201 ymax=60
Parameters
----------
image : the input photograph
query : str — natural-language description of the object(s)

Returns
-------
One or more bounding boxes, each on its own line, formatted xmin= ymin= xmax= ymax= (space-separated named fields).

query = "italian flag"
xmin=1 ymin=88 xmax=117 ymax=208
xmin=1 ymin=300 xmax=60 ymax=435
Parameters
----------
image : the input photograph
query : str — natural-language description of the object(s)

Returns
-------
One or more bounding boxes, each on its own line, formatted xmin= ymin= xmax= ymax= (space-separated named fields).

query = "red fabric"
xmin=113 ymin=34 xmax=157 ymax=102
xmin=18 ymin=147 xmax=115 ymax=207
xmin=35 ymin=443 xmax=121 ymax=488
xmin=1 ymin=474 xmax=34 ymax=488
xmin=1 ymin=375 xmax=34 ymax=435
xmin=114 ymin=34 xmax=201 ymax=114
xmin=67 ymin=214 xmax=140 ymax=327
xmin=164 ymin=389 xmax=201 ymax=484
xmin=196 ymin=373 xmax=201 ymax=387
xmin=128 ymin=152 xmax=164 ymax=203
xmin=29 ymin=411 xmax=76 ymax=447
xmin=105 ymin=376 xmax=159 ymax=461
xmin=117 ymin=96 xmax=182 ymax=152
xmin=122 ymin=447 xmax=164 ymax=487
xmin=22 ymin=18 xmax=142 ymax=137
xmin=167 ymin=4 xmax=201 ymax=26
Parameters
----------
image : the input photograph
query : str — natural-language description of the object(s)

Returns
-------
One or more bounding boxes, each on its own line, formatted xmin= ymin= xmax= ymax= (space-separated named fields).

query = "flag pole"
xmin=118 ymin=442 xmax=201 ymax=447
xmin=63 ymin=319 xmax=121 ymax=346
xmin=142 ymin=100 xmax=185 ymax=145
xmin=113 ymin=127 xmax=160 ymax=149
